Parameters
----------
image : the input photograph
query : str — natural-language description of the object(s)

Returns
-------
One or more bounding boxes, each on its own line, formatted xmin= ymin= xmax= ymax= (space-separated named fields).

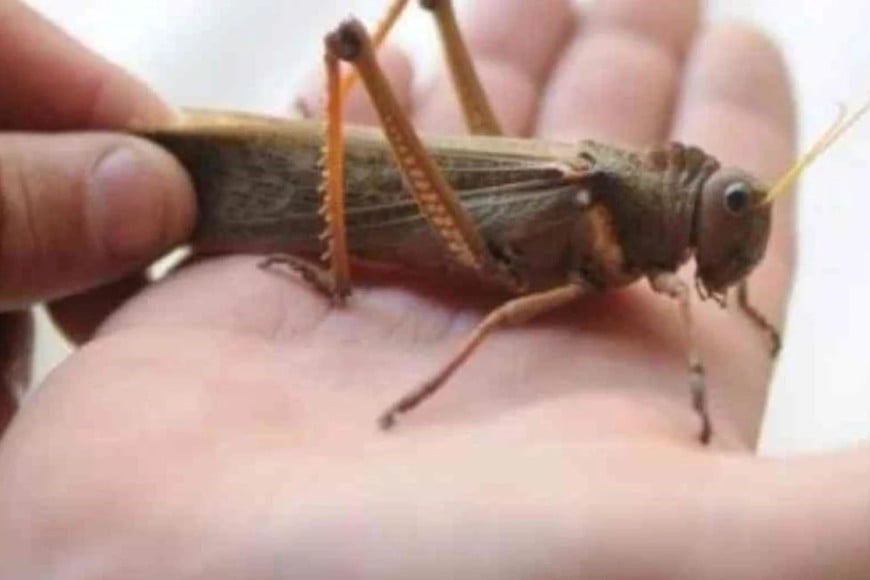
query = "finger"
xmin=673 ymin=23 xmax=795 ymax=288
xmin=47 ymin=274 xmax=149 ymax=344
xmin=0 ymin=1 xmax=169 ymax=130
xmin=413 ymin=0 xmax=579 ymax=136
xmin=671 ymin=26 xmax=794 ymax=443
xmin=537 ymin=0 xmax=700 ymax=145
xmin=0 ymin=134 xmax=195 ymax=308
xmin=292 ymin=46 xmax=414 ymax=126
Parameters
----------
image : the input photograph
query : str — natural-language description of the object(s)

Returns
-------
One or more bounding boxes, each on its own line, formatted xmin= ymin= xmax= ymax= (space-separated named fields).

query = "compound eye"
xmin=723 ymin=181 xmax=752 ymax=215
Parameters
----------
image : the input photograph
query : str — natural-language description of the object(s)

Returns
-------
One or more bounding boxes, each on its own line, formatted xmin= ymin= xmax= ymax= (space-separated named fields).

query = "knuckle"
xmin=0 ymin=145 xmax=59 ymax=297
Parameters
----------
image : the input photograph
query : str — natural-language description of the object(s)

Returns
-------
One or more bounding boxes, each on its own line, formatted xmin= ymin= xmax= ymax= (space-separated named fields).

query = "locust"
xmin=137 ymin=0 xmax=868 ymax=443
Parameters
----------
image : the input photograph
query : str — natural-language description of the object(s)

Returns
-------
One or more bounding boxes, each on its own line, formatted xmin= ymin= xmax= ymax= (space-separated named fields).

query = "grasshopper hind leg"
xmin=263 ymin=36 xmax=352 ymax=306
xmin=419 ymin=0 xmax=503 ymax=135
xmin=326 ymin=18 xmax=519 ymax=290
xmin=340 ymin=0 xmax=412 ymax=97
xmin=339 ymin=0 xmax=502 ymax=136
xmin=259 ymin=255 xmax=350 ymax=306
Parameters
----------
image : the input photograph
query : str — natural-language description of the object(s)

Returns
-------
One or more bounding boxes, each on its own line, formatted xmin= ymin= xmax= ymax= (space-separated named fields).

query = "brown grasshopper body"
xmin=146 ymin=117 xmax=769 ymax=298
xmin=135 ymin=1 xmax=862 ymax=441
xmin=143 ymin=109 xmax=776 ymax=442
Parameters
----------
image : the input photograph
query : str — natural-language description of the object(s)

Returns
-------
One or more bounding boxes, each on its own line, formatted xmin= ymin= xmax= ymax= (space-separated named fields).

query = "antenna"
xmin=764 ymin=98 xmax=870 ymax=204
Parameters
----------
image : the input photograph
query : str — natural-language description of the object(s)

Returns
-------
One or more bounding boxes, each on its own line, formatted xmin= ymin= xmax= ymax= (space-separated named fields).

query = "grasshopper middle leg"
xmin=379 ymin=280 xmax=591 ymax=430
xmin=650 ymin=272 xmax=712 ymax=444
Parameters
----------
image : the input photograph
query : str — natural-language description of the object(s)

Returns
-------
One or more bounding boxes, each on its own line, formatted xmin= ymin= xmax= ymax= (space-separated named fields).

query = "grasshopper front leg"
xmin=737 ymin=281 xmax=781 ymax=357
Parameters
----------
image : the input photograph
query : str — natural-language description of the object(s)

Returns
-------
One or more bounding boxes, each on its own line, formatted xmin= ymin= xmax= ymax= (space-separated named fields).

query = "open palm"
xmin=3 ymin=1 xmax=867 ymax=579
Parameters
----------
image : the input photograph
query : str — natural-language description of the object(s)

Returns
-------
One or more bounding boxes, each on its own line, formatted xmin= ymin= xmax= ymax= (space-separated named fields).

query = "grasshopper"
xmin=138 ymin=0 xmax=868 ymax=443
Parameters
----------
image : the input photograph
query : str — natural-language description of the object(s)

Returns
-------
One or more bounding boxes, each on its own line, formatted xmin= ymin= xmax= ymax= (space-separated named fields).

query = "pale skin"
xmin=0 ymin=0 xmax=868 ymax=578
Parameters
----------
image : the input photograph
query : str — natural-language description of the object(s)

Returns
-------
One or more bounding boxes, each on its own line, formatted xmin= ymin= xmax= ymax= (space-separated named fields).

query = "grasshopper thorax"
xmin=692 ymin=167 xmax=772 ymax=298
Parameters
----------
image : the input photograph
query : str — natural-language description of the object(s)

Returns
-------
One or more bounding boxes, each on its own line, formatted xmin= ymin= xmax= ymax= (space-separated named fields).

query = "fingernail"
xmin=88 ymin=143 xmax=192 ymax=261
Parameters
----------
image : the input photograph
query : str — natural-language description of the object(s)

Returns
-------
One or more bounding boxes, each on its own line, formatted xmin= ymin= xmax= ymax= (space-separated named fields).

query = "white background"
xmin=22 ymin=0 xmax=870 ymax=453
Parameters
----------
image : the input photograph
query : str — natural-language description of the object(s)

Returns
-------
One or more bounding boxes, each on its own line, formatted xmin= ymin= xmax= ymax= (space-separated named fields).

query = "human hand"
xmin=0 ymin=1 xmax=195 ymax=427
xmin=2 ymin=1 xmax=868 ymax=578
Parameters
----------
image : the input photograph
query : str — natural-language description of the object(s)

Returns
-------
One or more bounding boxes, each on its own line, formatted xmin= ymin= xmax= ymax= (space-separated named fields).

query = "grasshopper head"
xmin=693 ymin=98 xmax=870 ymax=299
xmin=693 ymin=168 xmax=772 ymax=297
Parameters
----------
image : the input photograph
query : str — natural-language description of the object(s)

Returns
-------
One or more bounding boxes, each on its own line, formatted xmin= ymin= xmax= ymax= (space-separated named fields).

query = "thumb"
xmin=0 ymin=133 xmax=195 ymax=308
